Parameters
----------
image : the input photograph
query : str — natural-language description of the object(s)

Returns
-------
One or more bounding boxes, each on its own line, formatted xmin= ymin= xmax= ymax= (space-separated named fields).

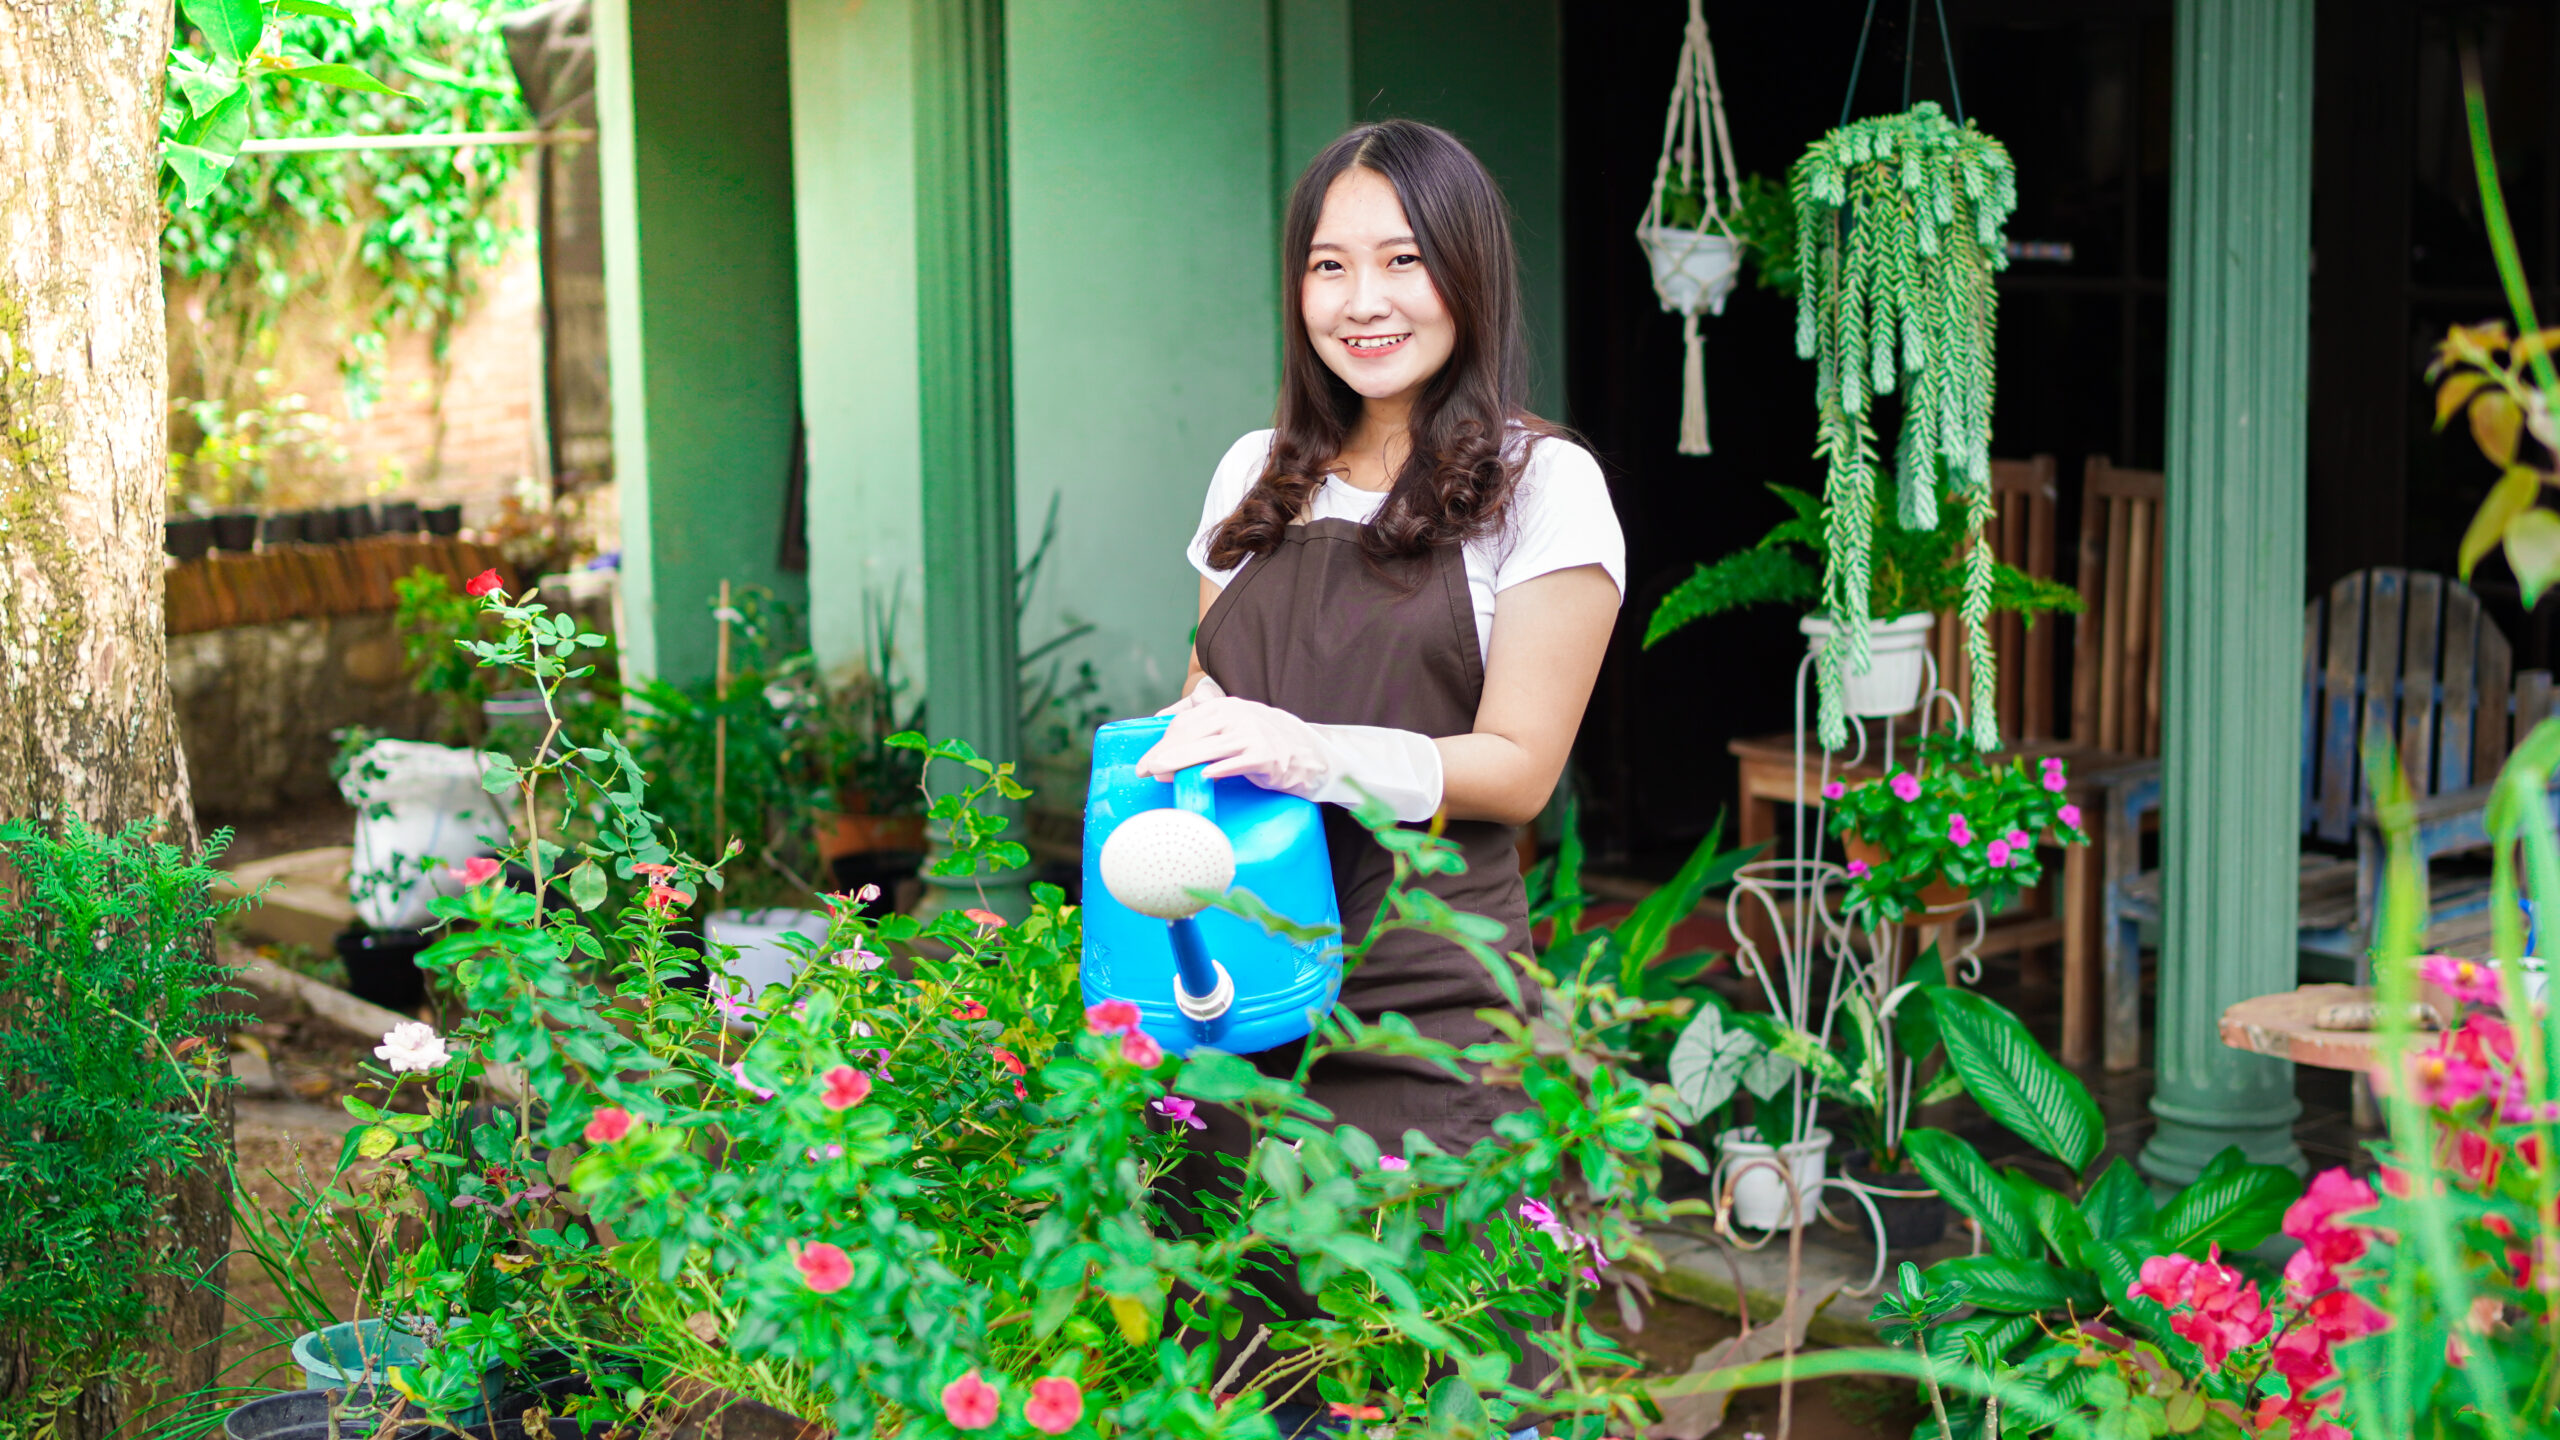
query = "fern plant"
xmin=1644 ymin=479 xmax=2078 ymax=647
xmin=1792 ymin=102 xmax=2017 ymax=749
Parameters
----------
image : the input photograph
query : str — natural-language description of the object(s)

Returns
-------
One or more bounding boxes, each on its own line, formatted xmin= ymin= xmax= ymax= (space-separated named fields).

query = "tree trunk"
xmin=0 ymin=5 xmax=228 ymax=1436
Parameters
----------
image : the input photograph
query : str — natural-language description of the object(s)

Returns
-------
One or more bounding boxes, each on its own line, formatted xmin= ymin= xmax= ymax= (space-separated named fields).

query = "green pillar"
xmin=915 ymin=0 xmax=1029 ymax=915
xmin=2141 ymin=0 xmax=2312 ymax=1185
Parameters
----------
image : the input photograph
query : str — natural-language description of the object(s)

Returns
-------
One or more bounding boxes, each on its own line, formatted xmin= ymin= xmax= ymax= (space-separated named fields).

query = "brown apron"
xmin=1176 ymin=514 xmax=1546 ymax=1390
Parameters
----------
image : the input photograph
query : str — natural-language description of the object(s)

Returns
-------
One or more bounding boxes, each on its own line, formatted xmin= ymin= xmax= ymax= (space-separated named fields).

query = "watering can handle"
xmin=1174 ymin=765 xmax=1216 ymax=821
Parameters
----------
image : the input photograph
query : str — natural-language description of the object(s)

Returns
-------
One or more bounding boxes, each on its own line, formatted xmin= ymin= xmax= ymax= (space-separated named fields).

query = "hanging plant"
xmin=1791 ymin=100 xmax=2016 ymax=750
xmin=1633 ymin=0 xmax=1745 ymax=456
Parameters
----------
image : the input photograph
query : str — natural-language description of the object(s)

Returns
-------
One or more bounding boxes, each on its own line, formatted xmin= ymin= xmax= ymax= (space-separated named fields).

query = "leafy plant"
xmin=0 ymin=820 xmax=246 ymax=1436
xmin=166 ymin=376 xmax=350 ymax=512
xmin=1643 ymin=479 xmax=2080 ymax=649
xmin=394 ymin=569 xmax=500 ymax=743
xmin=1822 ymin=728 xmax=2089 ymax=925
xmin=1790 ymin=102 xmax=2017 ymax=751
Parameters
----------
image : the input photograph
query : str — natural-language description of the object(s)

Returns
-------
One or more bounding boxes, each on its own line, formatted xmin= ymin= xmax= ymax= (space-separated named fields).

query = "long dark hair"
xmin=1206 ymin=119 xmax=1554 ymax=570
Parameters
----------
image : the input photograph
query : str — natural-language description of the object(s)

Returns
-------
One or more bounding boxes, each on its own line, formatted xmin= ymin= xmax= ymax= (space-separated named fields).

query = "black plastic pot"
xmin=1845 ymin=1159 xmax=1949 ymax=1251
xmin=211 ymin=511 xmax=261 ymax=551
xmin=166 ymin=517 xmax=215 ymax=561
xmin=335 ymin=926 xmax=431 ymax=1012
xmin=423 ymin=503 xmax=464 ymax=536
xmin=381 ymin=500 xmax=422 ymax=533
xmin=224 ymin=1388 xmax=398 ymax=1440
xmin=299 ymin=508 xmax=342 ymax=544
xmin=338 ymin=503 xmax=379 ymax=539
xmin=261 ymin=513 xmax=303 ymax=547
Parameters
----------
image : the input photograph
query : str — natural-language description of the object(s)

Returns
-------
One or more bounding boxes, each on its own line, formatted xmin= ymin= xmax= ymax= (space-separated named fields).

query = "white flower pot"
xmin=1801 ymin=612 xmax=1935 ymax=719
xmin=707 ymin=907 xmax=831 ymax=1007
xmin=1637 ymin=226 xmax=1742 ymax=317
xmin=1717 ymin=1125 xmax=1832 ymax=1230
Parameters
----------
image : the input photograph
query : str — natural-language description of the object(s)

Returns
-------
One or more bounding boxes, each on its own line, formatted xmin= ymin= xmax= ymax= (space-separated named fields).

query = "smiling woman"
xmin=1135 ymin=118 xmax=1625 ymax=1405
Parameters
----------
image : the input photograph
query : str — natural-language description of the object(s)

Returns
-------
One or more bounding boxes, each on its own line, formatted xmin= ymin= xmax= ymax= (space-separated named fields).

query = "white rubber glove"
xmin=1154 ymin=674 xmax=1226 ymax=716
xmin=1134 ymin=694 xmax=1445 ymax=823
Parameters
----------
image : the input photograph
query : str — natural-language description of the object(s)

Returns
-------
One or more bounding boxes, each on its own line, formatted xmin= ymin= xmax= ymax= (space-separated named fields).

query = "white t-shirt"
xmin=1185 ymin=429 xmax=1626 ymax=664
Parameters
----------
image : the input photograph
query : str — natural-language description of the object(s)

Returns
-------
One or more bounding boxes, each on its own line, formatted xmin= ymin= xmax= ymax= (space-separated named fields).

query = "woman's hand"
xmin=1135 ymin=694 xmax=1330 ymax=792
xmin=1153 ymin=674 xmax=1225 ymax=717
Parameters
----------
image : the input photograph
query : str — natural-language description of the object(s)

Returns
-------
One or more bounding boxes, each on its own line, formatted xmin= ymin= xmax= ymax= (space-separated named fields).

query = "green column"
xmin=915 ymin=0 xmax=1029 ymax=915
xmin=2140 ymin=0 xmax=2312 ymax=1185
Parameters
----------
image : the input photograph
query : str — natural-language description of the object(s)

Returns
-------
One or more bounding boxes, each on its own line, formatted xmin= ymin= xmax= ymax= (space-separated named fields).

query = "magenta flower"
xmin=2005 ymin=828 xmax=2030 ymax=850
xmin=1890 ymin=772 xmax=1921 ymax=802
xmin=1948 ymin=814 xmax=1973 ymax=847
xmin=2058 ymin=803 xmax=2083 ymax=830
xmin=1822 ymin=780 xmax=1846 ymax=800
xmin=1151 ymin=1095 xmax=1207 ymax=1131
xmin=806 ymin=1143 xmax=845 ymax=1162
xmin=2419 ymin=953 xmax=2503 ymax=1007
xmin=2042 ymin=769 xmax=2068 ymax=794
xmin=1986 ymin=839 xmax=2012 ymax=868
xmin=1379 ymin=1155 xmax=1408 ymax=1171
xmin=2128 ymin=1246 xmax=2270 ymax=1371
xmin=1846 ymin=858 xmax=1870 ymax=879
xmin=709 ymin=981 xmax=760 ymax=1024
xmin=727 ymin=1060 xmax=777 ymax=1101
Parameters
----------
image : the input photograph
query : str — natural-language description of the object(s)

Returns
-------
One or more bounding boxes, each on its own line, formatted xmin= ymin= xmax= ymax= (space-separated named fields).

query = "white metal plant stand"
xmin=1704 ymin=645 xmax=1986 ymax=1292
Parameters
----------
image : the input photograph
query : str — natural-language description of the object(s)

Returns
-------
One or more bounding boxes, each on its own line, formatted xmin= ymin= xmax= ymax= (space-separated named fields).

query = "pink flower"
xmin=1846 ymin=858 xmax=1870 ymax=879
xmin=1822 ymin=780 xmax=1846 ymax=800
xmin=2127 ymin=1247 xmax=2269 ymax=1370
xmin=709 ymin=981 xmax=759 ymax=1024
xmin=1328 ymin=1405 xmax=1385 ymax=1422
xmin=2420 ymin=953 xmax=2503 ymax=1007
xmin=1379 ymin=1155 xmax=1408 ymax=1171
xmin=2453 ymin=1129 xmax=2504 ymax=1189
xmin=1087 ymin=999 xmax=1141 ymax=1035
xmin=806 ymin=1143 xmax=845 ymax=1162
xmin=450 ymin=856 xmax=502 ymax=887
xmin=2042 ymin=769 xmax=2068 ymax=793
xmin=2302 ymin=1288 xmax=2391 ymax=1345
xmin=644 ymin=882 xmax=691 ymax=912
xmin=830 ymin=941 xmax=884 ymax=971
xmin=1948 ymin=814 xmax=1974 ymax=847
xmin=797 ymin=1242 xmax=852 ymax=1293
xmin=1152 ymin=1095 xmax=1206 ymax=1130
xmin=631 ymin=862 xmax=678 ymax=881
xmin=2285 ymin=1172 xmax=2377 ymax=1253
xmin=1519 ymin=1197 xmax=1565 ymax=1235
xmin=1985 ymin=840 xmax=2012 ymax=868
xmin=727 ymin=1061 xmax=777 ymax=1101
xmin=1024 ymin=1377 xmax=1083 ymax=1435
xmin=1889 ymin=772 xmax=1921 ymax=802
xmin=583 ymin=1106 xmax=633 ymax=1144
xmin=2005 ymin=828 xmax=2030 ymax=850
xmin=829 ymin=882 xmax=883 ymax=910
xmin=2283 ymin=1245 xmax=2336 ymax=1302
xmin=2057 ymin=803 xmax=2083 ymax=830
xmin=952 ymin=999 xmax=989 ymax=1020
xmin=2269 ymin=1325 xmax=2334 ymax=1392
xmin=941 ymin=1371 xmax=999 ymax=1430
xmin=820 ymin=1065 xmax=872 ymax=1110
xmin=464 ymin=568 xmax=504 ymax=598
xmin=1121 ymin=1030 xmax=1164 ymax=1068
xmin=992 ymin=1047 xmax=1027 ymax=1076
xmin=964 ymin=908 xmax=1006 ymax=930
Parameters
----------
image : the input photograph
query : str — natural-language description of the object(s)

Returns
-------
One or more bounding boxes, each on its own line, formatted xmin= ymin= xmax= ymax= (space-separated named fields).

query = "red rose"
xmin=464 ymin=568 xmax=504 ymax=598
xmin=584 ymin=1106 xmax=634 ymax=1144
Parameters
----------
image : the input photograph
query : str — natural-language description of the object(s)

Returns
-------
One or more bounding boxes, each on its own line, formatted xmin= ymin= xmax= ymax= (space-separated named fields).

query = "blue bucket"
xmin=290 ymin=1320 xmax=501 ymax=1426
xmin=1081 ymin=716 xmax=1342 ymax=1056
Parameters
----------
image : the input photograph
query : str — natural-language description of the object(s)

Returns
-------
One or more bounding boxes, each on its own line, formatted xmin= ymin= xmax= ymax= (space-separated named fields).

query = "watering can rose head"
xmin=1095 ymin=807 xmax=1234 ymax=920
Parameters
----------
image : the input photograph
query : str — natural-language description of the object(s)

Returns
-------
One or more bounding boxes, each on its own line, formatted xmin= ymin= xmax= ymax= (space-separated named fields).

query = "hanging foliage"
xmin=1791 ymin=101 xmax=2016 ymax=750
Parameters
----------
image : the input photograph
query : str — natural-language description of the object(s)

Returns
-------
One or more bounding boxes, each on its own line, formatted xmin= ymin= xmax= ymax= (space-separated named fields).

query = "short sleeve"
xmin=1494 ymin=438 xmax=1625 ymax=601
xmin=1186 ymin=430 xmax=1277 ymax=586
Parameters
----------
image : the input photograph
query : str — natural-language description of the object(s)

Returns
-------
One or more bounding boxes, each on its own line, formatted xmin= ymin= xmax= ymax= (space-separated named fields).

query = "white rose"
xmin=375 ymin=1021 xmax=451 ymax=1074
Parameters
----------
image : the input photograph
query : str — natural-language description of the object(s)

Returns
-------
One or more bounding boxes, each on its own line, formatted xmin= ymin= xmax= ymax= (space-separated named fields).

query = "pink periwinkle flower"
xmin=2057 ymin=803 xmax=2083 ymax=830
xmin=709 ymin=981 xmax=760 ymax=1024
xmin=806 ymin=1143 xmax=845 ymax=1162
xmin=1120 ymin=1030 xmax=1164 ymax=1068
xmin=2041 ymin=757 xmax=2069 ymax=793
xmin=1985 ymin=839 xmax=2012 ymax=869
xmin=1890 ymin=772 xmax=1922 ymax=803
xmin=2005 ymin=828 xmax=2030 ymax=850
xmin=1948 ymin=814 xmax=1974 ymax=847
xmin=727 ymin=1060 xmax=777 ymax=1102
xmin=1846 ymin=858 xmax=1870 ymax=879
xmin=1152 ymin=1095 xmax=1207 ymax=1131
xmin=1023 ymin=1377 xmax=1083 ymax=1436
xmin=797 ymin=1242 xmax=852 ymax=1293
xmin=1822 ymin=780 xmax=1846 ymax=800
xmin=2127 ymin=1246 xmax=2270 ymax=1371
xmin=1379 ymin=1155 xmax=1408 ymax=1172
xmin=1086 ymin=999 xmax=1141 ymax=1035
xmin=450 ymin=856 xmax=502 ymax=887
xmin=2419 ymin=953 xmax=2504 ymax=1007
xmin=941 ymin=1371 xmax=999 ymax=1430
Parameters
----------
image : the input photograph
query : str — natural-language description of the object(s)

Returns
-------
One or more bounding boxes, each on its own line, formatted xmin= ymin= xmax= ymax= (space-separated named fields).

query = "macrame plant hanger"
xmin=1635 ymin=0 xmax=1744 ymax=456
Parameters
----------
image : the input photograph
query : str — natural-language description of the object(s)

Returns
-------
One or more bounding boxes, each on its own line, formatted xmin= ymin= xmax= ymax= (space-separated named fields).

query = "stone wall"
xmin=169 ymin=614 xmax=443 ymax=820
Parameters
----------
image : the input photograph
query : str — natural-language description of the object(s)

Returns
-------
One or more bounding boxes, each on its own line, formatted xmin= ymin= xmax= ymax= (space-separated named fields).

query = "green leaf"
xmin=1197 ymin=886 xmax=1339 ymax=947
xmin=180 ymin=0 xmax=265 ymax=64
xmin=2078 ymin=1156 xmax=2156 ymax=1239
xmin=1665 ymin=1001 xmax=1766 ymax=1123
xmin=2461 ymin=465 xmax=2544 ymax=580
xmin=1614 ymin=814 xmax=1749 ymax=973
xmin=355 ymin=1124 xmax=399 ymax=1160
xmin=2153 ymin=1154 xmax=2301 ymax=1255
xmin=480 ymin=755 xmax=522 ymax=794
xmin=1903 ymin=1128 xmax=2039 ymax=1260
xmin=2005 ymin=1171 xmax=2094 ymax=1269
xmin=2507 ymin=507 xmax=2560 ymax=607
xmin=1174 ymin=1051 xmax=1261 ymax=1103
xmin=169 ymin=55 xmax=244 ymax=117
xmin=1415 ymin=1375 xmax=1491 ymax=1440
xmin=1931 ymin=1312 xmax=2039 ymax=1367
xmin=273 ymin=0 xmax=356 ymax=18
xmin=565 ymin=861 xmax=607 ymax=912
xmin=1932 ymin=988 xmax=2104 ymax=1173
xmin=1923 ymin=1255 xmax=2100 ymax=1315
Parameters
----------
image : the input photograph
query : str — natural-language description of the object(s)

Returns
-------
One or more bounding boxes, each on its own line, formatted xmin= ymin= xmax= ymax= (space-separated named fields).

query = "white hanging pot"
xmin=1638 ymin=226 xmax=1742 ymax=317
xmin=1718 ymin=1125 xmax=1832 ymax=1230
xmin=1801 ymin=611 xmax=1935 ymax=719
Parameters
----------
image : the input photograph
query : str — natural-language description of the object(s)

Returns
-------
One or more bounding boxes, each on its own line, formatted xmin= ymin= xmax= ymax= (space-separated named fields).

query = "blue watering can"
xmin=1081 ymin=715 xmax=1344 ymax=1056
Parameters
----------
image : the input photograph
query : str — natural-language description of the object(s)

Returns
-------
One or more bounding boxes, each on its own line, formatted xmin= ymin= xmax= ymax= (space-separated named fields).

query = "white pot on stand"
xmin=1801 ymin=612 xmax=1935 ymax=719
xmin=1717 ymin=1125 xmax=1832 ymax=1230
xmin=1636 ymin=226 xmax=1742 ymax=317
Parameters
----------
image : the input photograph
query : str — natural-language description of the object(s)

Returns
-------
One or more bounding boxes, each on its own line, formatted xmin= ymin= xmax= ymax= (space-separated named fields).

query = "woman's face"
xmin=1301 ymin=167 xmax=1456 ymax=410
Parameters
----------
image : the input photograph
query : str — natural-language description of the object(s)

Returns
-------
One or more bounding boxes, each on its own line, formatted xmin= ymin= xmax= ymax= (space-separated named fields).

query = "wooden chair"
xmin=1931 ymin=455 xmax=2062 ymax=739
xmin=2101 ymin=567 xmax=2556 ymax=1068
xmin=2073 ymin=457 xmax=2166 ymax=758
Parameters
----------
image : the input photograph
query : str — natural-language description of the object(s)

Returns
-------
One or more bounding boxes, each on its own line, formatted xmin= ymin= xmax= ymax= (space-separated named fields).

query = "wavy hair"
xmin=1206 ymin=119 xmax=1555 ymax=571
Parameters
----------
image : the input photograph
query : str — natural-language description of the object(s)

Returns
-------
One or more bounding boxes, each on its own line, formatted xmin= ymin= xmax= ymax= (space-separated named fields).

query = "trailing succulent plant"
xmin=1791 ymin=102 xmax=2017 ymax=750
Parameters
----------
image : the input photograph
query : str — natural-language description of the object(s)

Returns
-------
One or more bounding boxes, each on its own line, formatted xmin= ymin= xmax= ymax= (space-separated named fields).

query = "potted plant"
xmin=1791 ymin=101 xmax=2017 ymax=751
xmin=1823 ymin=726 xmax=2088 ymax=926
xmin=816 ymin=584 xmax=928 ymax=891
xmin=1644 ymin=477 xmax=2079 ymax=720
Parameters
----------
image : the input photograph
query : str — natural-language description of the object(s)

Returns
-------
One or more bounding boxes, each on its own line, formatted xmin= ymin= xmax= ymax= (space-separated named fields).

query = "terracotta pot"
xmin=1841 ymin=833 xmax=1970 ymax=910
xmin=817 ymin=809 xmax=927 ymax=863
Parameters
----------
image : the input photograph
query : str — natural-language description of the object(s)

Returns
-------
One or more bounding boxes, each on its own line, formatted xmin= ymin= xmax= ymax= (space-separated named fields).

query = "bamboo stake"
xmin=714 ymin=580 xmax=734 ymax=845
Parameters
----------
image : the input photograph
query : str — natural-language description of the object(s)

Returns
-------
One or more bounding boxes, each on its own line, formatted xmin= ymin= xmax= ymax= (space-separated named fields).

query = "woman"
xmin=1136 ymin=119 xmax=1623 ymax=1407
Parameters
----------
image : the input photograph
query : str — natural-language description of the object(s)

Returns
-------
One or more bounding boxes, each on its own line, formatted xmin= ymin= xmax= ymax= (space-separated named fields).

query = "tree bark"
xmin=0 ymin=4 xmax=228 ymax=1435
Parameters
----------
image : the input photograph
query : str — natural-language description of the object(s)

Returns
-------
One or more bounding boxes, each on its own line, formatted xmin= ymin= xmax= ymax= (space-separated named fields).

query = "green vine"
xmin=1791 ymin=102 xmax=2016 ymax=750
xmin=162 ymin=0 xmax=537 ymax=455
